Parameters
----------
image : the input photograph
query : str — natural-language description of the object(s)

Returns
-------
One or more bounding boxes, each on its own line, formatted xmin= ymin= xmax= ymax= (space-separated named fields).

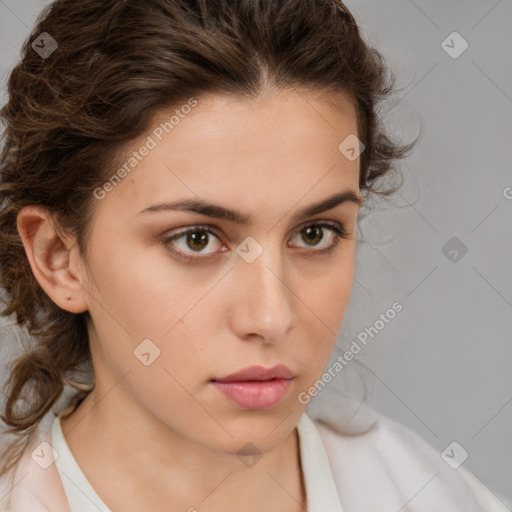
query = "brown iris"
xmin=186 ymin=231 xmax=209 ymax=251
xmin=301 ymin=225 xmax=323 ymax=246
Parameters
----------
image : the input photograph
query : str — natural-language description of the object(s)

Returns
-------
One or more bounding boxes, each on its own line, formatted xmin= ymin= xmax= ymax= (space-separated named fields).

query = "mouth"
xmin=210 ymin=378 xmax=294 ymax=410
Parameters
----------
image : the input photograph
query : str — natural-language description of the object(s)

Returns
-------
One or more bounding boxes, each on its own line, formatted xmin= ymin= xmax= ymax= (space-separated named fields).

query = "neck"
xmin=59 ymin=381 xmax=306 ymax=512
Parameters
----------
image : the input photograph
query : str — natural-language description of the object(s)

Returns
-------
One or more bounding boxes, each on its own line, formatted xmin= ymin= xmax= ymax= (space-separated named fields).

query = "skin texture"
xmin=17 ymin=87 xmax=362 ymax=512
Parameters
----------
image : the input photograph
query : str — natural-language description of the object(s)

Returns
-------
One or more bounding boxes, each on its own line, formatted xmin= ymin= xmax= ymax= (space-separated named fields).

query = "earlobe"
xmin=16 ymin=206 xmax=89 ymax=314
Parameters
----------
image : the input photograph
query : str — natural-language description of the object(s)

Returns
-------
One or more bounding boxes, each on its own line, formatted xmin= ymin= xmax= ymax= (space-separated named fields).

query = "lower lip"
xmin=211 ymin=378 xmax=293 ymax=410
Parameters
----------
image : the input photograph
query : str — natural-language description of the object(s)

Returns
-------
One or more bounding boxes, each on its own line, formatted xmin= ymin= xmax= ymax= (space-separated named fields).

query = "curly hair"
xmin=0 ymin=0 xmax=417 ymax=477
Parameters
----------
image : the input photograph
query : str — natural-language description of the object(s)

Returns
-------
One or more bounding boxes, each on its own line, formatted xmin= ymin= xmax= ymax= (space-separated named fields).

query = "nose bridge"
xmin=231 ymin=236 xmax=296 ymax=341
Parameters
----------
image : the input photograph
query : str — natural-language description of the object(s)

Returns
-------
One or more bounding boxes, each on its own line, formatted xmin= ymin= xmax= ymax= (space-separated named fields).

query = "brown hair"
xmin=0 ymin=0 xmax=417 ymax=476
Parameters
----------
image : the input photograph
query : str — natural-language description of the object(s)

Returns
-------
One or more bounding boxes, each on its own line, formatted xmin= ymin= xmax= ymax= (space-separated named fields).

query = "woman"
xmin=0 ymin=0 xmax=509 ymax=510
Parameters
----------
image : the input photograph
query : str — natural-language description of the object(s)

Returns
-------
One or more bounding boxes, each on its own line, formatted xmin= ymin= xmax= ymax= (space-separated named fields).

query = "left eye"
xmin=292 ymin=223 xmax=345 ymax=250
xmin=162 ymin=222 xmax=349 ymax=261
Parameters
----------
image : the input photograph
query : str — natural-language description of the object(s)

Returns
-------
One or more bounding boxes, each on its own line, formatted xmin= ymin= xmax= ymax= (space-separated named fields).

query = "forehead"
xmin=93 ymin=89 xmax=361 ymax=222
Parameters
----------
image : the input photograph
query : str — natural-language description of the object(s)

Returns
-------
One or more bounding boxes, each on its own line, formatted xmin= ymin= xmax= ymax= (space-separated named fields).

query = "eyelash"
xmin=161 ymin=222 xmax=351 ymax=263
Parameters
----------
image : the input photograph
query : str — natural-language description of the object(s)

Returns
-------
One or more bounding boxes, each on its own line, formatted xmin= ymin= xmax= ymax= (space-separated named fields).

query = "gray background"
xmin=0 ymin=0 xmax=511 ymax=504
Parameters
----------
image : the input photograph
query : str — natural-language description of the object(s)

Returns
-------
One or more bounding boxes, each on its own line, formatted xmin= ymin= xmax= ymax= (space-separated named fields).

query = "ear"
xmin=16 ymin=206 xmax=89 ymax=314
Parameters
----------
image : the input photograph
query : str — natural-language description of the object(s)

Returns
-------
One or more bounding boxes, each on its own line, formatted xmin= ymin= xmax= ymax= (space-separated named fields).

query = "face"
xmin=74 ymin=88 xmax=361 ymax=454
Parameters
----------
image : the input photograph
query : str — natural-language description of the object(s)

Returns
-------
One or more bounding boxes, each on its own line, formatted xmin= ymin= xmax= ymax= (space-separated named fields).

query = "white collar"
xmin=51 ymin=411 xmax=343 ymax=512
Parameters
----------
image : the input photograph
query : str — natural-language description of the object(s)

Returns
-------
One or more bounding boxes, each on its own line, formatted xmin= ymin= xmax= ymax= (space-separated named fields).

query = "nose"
xmin=229 ymin=245 xmax=297 ymax=344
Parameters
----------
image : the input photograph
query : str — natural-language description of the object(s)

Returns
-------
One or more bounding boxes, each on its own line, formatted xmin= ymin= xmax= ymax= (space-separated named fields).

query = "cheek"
xmin=86 ymin=234 xmax=214 ymax=339
xmin=301 ymin=260 xmax=354 ymax=327
xmin=297 ymin=262 xmax=354 ymax=370
xmin=84 ymin=241 xmax=221 ymax=382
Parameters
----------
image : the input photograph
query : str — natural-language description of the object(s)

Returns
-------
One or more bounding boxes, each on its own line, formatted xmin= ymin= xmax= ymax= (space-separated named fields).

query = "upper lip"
xmin=212 ymin=364 xmax=294 ymax=382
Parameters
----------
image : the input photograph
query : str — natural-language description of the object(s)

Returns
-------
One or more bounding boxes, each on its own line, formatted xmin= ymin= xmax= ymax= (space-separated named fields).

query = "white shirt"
xmin=1 ymin=407 xmax=510 ymax=511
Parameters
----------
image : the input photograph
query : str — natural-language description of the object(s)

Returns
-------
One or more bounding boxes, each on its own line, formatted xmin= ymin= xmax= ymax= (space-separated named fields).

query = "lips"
xmin=211 ymin=364 xmax=294 ymax=383
xmin=210 ymin=365 xmax=295 ymax=410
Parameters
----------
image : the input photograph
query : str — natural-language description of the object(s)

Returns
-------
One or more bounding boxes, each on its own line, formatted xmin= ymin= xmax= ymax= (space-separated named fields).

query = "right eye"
xmin=161 ymin=225 xmax=226 ymax=262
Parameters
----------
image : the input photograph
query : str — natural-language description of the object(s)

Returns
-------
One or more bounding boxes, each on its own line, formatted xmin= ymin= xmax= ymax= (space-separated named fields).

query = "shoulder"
xmin=0 ymin=423 xmax=70 ymax=512
xmin=311 ymin=406 xmax=511 ymax=512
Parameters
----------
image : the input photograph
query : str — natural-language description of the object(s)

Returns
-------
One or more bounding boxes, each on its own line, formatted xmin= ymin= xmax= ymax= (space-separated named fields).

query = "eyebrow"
xmin=136 ymin=189 xmax=363 ymax=225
